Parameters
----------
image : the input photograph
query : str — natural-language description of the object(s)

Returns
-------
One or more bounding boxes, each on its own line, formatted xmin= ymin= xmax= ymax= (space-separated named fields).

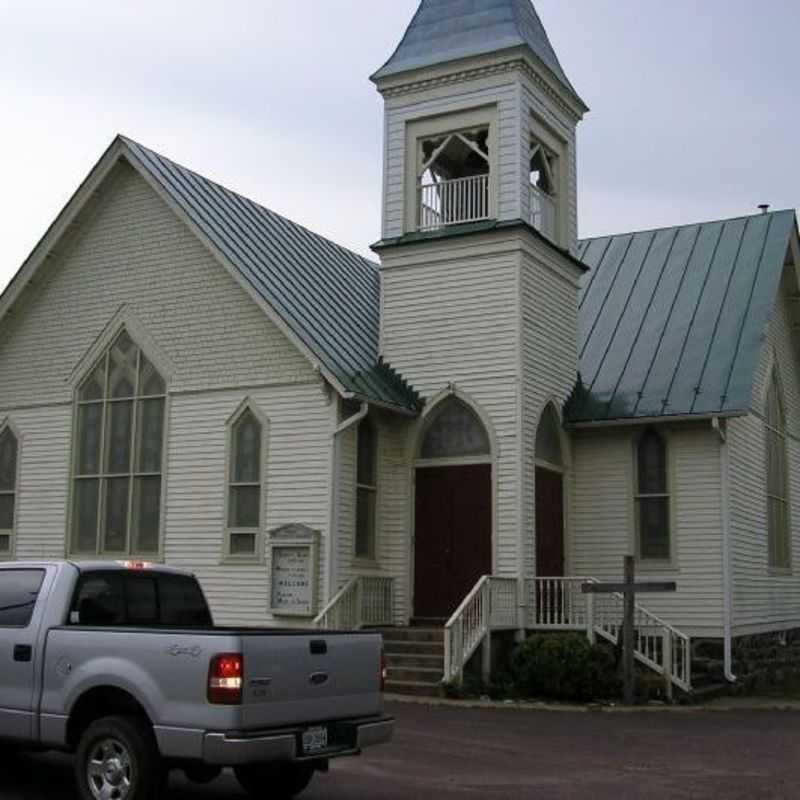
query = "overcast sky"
xmin=1 ymin=0 xmax=798 ymax=282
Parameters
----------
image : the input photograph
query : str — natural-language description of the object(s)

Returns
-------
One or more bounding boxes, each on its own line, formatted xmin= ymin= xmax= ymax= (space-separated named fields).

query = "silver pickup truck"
xmin=0 ymin=560 xmax=392 ymax=800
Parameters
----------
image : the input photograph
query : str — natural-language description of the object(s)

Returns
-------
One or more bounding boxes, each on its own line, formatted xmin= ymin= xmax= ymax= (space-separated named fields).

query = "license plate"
xmin=302 ymin=726 xmax=328 ymax=754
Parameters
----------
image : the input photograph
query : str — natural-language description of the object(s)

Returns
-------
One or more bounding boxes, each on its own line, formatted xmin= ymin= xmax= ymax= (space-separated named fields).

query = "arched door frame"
xmin=534 ymin=400 xmax=571 ymax=577
xmin=407 ymin=386 xmax=498 ymax=622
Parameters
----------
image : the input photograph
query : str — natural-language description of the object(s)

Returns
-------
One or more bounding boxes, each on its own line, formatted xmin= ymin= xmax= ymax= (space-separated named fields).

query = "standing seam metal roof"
xmin=567 ymin=210 xmax=797 ymax=424
xmin=120 ymin=136 xmax=419 ymax=412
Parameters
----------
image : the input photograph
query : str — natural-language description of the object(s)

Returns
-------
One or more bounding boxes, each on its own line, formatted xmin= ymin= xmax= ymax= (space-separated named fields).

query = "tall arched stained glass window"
xmin=71 ymin=330 xmax=166 ymax=556
xmin=0 ymin=426 xmax=18 ymax=556
xmin=765 ymin=369 xmax=790 ymax=569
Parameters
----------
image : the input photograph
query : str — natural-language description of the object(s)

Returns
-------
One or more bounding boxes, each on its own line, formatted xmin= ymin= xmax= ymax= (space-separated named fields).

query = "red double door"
xmin=413 ymin=464 xmax=491 ymax=620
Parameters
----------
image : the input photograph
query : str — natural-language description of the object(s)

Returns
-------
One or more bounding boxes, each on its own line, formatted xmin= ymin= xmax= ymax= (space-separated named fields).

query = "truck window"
xmin=71 ymin=574 xmax=125 ymax=625
xmin=126 ymin=576 xmax=159 ymax=625
xmin=0 ymin=569 xmax=45 ymax=627
xmin=70 ymin=571 xmax=212 ymax=628
xmin=158 ymin=574 xmax=212 ymax=627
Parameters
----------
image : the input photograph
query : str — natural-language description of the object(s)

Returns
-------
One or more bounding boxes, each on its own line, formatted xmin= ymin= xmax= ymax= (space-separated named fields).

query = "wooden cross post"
xmin=582 ymin=556 xmax=676 ymax=705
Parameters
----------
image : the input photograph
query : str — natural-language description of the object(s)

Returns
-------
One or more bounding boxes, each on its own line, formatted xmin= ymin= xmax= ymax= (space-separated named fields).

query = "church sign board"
xmin=268 ymin=524 xmax=320 ymax=617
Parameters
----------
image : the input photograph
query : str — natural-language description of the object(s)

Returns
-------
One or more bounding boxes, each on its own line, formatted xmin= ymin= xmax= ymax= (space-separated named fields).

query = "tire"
xmin=183 ymin=764 xmax=223 ymax=785
xmin=74 ymin=715 xmax=164 ymax=800
xmin=234 ymin=763 xmax=315 ymax=799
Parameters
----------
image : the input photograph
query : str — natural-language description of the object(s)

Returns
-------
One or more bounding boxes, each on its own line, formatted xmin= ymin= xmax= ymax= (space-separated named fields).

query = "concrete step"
xmin=384 ymin=639 xmax=445 ymax=656
xmin=688 ymin=682 xmax=732 ymax=703
xmin=386 ymin=665 xmax=444 ymax=684
xmin=384 ymin=652 xmax=443 ymax=669
xmin=385 ymin=679 xmax=443 ymax=698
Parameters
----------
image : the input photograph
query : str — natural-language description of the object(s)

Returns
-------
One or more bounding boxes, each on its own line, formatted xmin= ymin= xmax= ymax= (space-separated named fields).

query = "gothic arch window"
xmin=535 ymin=405 xmax=563 ymax=469
xmin=225 ymin=404 xmax=266 ymax=560
xmin=71 ymin=329 xmax=166 ymax=556
xmin=634 ymin=428 xmax=670 ymax=561
xmin=419 ymin=397 xmax=490 ymax=461
xmin=765 ymin=369 xmax=790 ymax=569
xmin=0 ymin=425 xmax=19 ymax=557
xmin=355 ymin=417 xmax=378 ymax=560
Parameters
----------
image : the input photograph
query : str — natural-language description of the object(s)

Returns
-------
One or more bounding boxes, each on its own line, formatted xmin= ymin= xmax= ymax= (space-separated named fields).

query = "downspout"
xmin=712 ymin=416 xmax=737 ymax=683
xmin=327 ymin=401 xmax=369 ymax=602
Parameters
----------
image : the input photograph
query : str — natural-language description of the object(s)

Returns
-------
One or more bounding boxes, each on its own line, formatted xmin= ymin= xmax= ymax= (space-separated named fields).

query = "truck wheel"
xmin=74 ymin=715 xmax=164 ymax=800
xmin=234 ymin=763 xmax=315 ymax=798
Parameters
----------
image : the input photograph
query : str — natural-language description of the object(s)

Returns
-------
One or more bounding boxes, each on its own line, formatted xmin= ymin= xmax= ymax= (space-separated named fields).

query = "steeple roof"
xmin=372 ymin=0 xmax=584 ymax=107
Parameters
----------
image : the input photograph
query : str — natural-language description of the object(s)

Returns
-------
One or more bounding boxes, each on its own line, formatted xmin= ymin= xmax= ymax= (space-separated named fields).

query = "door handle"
xmin=13 ymin=644 xmax=32 ymax=662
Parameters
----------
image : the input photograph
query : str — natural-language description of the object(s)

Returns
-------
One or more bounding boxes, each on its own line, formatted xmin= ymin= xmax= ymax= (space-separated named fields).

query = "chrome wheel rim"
xmin=86 ymin=737 xmax=132 ymax=800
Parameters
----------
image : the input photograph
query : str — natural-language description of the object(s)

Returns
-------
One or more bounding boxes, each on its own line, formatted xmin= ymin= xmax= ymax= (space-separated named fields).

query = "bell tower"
xmin=371 ymin=0 xmax=587 ymax=251
xmin=370 ymin=0 xmax=589 ymax=584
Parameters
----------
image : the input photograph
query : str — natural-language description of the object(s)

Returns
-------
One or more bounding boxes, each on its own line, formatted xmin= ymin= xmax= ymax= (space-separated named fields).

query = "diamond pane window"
xmin=71 ymin=330 xmax=166 ymax=556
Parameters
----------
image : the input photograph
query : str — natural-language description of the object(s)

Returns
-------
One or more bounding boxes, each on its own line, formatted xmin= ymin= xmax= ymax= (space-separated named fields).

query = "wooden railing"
xmin=443 ymin=576 xmax=519 ymax=683
xmin=530 ymin=184 xmax=557 ymax=240
xmin=314 ymin=576 xmax=394 ymax=630
xmin=418 ymin=173 xmax=490 ymax=231
xmin=526 ymin=577 xmax=691 ymax=694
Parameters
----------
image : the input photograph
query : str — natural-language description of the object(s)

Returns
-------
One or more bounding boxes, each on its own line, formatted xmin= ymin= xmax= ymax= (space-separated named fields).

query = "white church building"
xmin=1 ymin=0 xmax=799 ymax=695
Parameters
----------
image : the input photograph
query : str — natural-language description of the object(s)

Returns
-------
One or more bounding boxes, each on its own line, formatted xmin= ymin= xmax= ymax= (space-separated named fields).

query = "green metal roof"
xmin=372 ymin=0 xmax=585 ymax=109
xmin=120 ymin=136 xmax=419 ymax=413
xmin=566 ymin=210 xmax=798 ymax=424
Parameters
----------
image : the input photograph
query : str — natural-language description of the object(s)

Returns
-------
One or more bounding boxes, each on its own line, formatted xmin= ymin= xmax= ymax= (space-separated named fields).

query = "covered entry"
xmin=414 ymin=397 xmax=492 ymax=620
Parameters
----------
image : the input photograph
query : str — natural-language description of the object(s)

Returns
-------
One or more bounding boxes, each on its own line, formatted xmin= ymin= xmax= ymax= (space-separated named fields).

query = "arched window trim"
xmin=69 ymin=327 xmax=168 ymax=558
xmin=224 ymin=399 xmax=268 ymax=563
xmin=0 ymin=419 xmax=21 ymax=560
xmin=535 ymin=403 xmax=565 ymax=473
xmin=633 ymin=427 xmax=673 ymax=564
xmin=355 ymin=416 xmax=378 ymax=561
xmin=415 ymin=393 xmax=493 ymax=467
xmin=765 ymin=367 xmax=791 ymax=571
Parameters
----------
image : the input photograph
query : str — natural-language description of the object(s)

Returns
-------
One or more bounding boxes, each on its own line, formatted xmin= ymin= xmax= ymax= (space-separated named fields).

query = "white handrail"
xmin=314 ymin=576 xmax=394 ymax=630
xmin=526 ymin=577 xmax=692 ymax=693
xmin=443 ymin=575 xmax=519 ymax=683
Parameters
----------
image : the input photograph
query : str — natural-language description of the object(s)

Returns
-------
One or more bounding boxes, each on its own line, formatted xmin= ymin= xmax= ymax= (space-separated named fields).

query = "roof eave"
xmin=565 ymin=409 xmax=746 ymax=430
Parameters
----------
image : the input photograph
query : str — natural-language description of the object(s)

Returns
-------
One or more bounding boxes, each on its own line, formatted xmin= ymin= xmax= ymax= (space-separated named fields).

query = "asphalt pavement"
xmin=1 ymin=700 xmax=799 ymax=799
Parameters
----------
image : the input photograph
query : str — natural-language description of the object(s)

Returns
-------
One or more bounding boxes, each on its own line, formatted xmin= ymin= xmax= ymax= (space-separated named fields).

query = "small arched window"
xmin=355 ymin=418 xmax=377 ymax=560
xmin=0 ymin=426 xmax=19 ymax=557
xmin=71 ymin=330 xmax=166 ymax=556
xmin=635 ymin=428 xmax=670 ymax=561
xmin=765 ymin=370 xmax=790 ymax=569
xmin=420 ymin=397 xmax=490 ymax=460
xmin=535 ymin=405 xmax=563 ymax=469
xmin=226 ymin=406 xmax=265 ymax=560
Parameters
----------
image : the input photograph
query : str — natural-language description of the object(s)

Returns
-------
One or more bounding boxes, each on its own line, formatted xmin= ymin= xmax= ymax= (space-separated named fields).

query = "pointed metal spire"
xmin=372 ymin=0 xmax=584 ymax=108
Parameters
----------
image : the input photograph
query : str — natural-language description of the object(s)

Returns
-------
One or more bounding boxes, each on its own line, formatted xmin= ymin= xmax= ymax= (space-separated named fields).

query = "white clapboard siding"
xmin=729 ymin=281 xmax=800 ymax=634
xmin=8 ymin=405 xmax=72 ymax=560
xmin=165 ymin=385 xmax=332 ymax=626
xmin=571 ymin=425 xmax=724 ymax=637
xmin=381 ymin=234 xmax=520 ymax=577
xmin=520 ymin=249 xmax=581 ymax=577
xmin=0 ymin=159 xmax=336 ymax=627
xmin=0 ymin=162 xmax=315 ymax=411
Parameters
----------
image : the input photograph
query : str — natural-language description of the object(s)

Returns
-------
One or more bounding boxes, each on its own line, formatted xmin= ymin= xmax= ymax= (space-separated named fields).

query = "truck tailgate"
xmin=239 ymin=632 xmax=383 ymax=729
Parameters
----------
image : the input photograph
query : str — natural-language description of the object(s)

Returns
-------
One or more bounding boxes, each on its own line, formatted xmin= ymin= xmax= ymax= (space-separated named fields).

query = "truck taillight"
xmin=208 ymin=653 xmax=244 ymax=705
xmin=380 ymin=651 xmax=387 ymax=693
